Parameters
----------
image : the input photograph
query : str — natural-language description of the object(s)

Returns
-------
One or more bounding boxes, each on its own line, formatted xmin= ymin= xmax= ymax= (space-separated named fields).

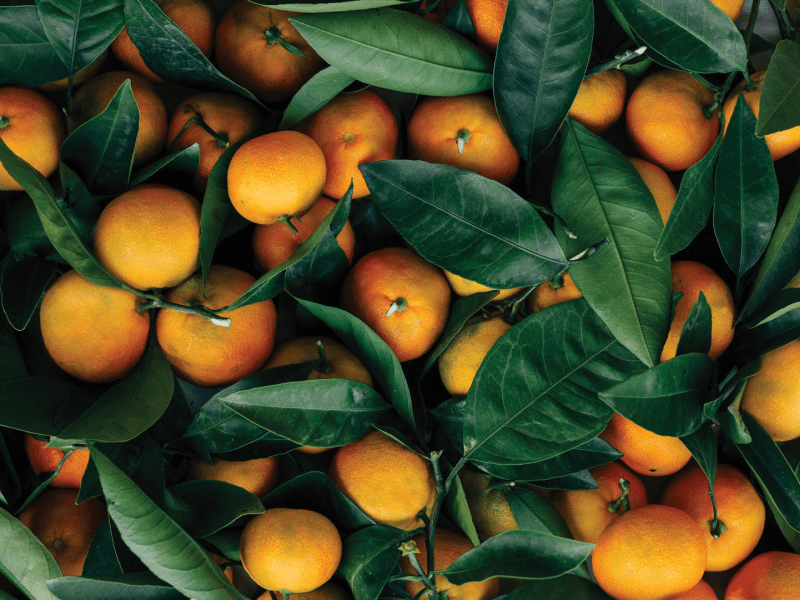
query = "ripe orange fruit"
xmin=264 ymin=336 xmax=374 ymax=388
xmin=0 ymin=86 xmax=66 ymax=191
xmin=569 ymin=69 xmax=627 ymax=136
xmin=463 ymin=0 xmax=508 ymax=53
xmin=39 ymin=269 xmax=150 ymax=383
xmin=667 ymin=579 xmax=718 ymax=600
xmin=167 ymin=92 xmax=263 ymax=192
xmin=599 ymin=412 xmax=693 ymax=476
xmin=111 ymin=0 xmax=216 ymax=83
xmin=629 ymin=157 xmax=678 ymax=224
xmin=593 ymin=504 xmax=707 ymax=600
xmin=740 ymin=339 xmax=800 ymax=441
xmin=626 ymin=69 xmax=719 ymax=172
xmin=17 ymin=489 xmax=107 ymax=577
xmin=24 ymin=435 xmax=90 ymax=489
xmin=155 ymin=265 xmax=277 ymax=388
xmin=458 ymin=468 xmax=518 ymax=539
xmin=526 ymin=271 xmax=582 ymax=313
xmin=260 ymin=581 xmax=352 ymax=600
xmin=185 ymin=455 xmax=280 ymax=498
xmin=398 ymin=528 xmax=500 ymax=600
xmin=252 ymin=197 xmax=355 ymax=272
xmin=438 ymin=313 xmax=511 ymax=397
xmin=92 ymin=183 xmax=201 ymax=291
xmin=35 ymin=49 xmax=108 ymax=92
xmin=239 ymin=507 xmax=342 ymax=593
xmin=68 ymin=71 xmax=167 ymax=167
xmin=227 ymin=130 xmax=326 ymax=225
xmin=722 ymin=71 xmax=800 ymax=162
xmin=443 ymin=270 xmax=524 ymax=301
xmin=328 ymin=429 xmax=435 ymax=530
xmin=407 ymin=93 xmax=520 ymax=185
xmin=215 ymin=1 xmax=324 ymax=104
xmin=294 ymin=89 xmax=399 ymax=200
xmin=724 ymin=551 xmax=800 ymax=599
xmin=660 ymin=463 xmax=765 ymax=572
xmin=713 ymin=0 xmax=745 ymax=19
xmin=661 ymin=261 xmax=735 ymax=362
xmin=550 ymin=460 xmax=648 ymax=545
xmin=339 ymin=247 xmax=451 ymax=363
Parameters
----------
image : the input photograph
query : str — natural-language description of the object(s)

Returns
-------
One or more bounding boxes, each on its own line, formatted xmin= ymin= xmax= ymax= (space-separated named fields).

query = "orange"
xmin=568 ymin=69 xmax=627 ymax=136
xmin=167 ymin=91 xmax=262 ymax=192
xmin=92 ymin=183 xmax=201 ymax=291
xmin=0 ymin=86 xmax=66 ymax=191
xmin=739 ymin=339 xmax=800 ymax=441
xmin=328 ymin=429 xmax=435 ymax=531
xmin=294 ymin=89 xmax=399 ymax=200
xmin=661 ymin=261 xmax=735 ymax=362
xmin=155 ymin=265 xmax=277 ymax=388
xmin=24 ymin=435 xmax=90 ymax=489
xmin=629 ymin=157 xmax=678 ymax=224
xmin=593 ymin=504 xmax=707 ymax=600
xmin=68 ymin=71 xmax=167 ymax=167
xmin=463 ymin=0 xmax=508 ymax=53
xmin=458 ymin=468 xmax=518 ymax=539
xmin=252 ymin=197 xmax=356 ymax=272
xmin=443 ymin=270 xmax=524 ymax=301
xmin=398 ymin=529 xmax=500 ymax=600
xmin=526 ymin=270 xmax=582 ymax=313
xmin=722 ymin=70 xmax=800 ymax=162
xmin=550 ymin=460 xmax=648 ymax=545
xmin=260 ymin=581 xmax=353 ymax=600
xmin=35 ymin=49 xmax=108 ymax=92
xmin=215 ymin=1 xmax=324 ymax=104
xmin=185 ymin=455 xmax=279 ymax=498
xmin=668 ymin=579 xmax=717 ymax=600
xmin=239 ymin=507 xmax=342 ymax=593
xmin=713 ymin=0 xmax=745 ymax=19
xmin=660 ymin=463 xmax=765 ymax=572
xmin=438 ymin=313 xmax=511 ymax=397
xmin=599 ymin=412 xmax=693 ymax=476
xmin=17 ymin=489 xmax=107 ymax=577
xmin=626 ymin=69 xmax=719 ymax=171
xmin=111 ymin=0 xmax=216 ymax=83
xmin=339 ymin=247 xmax=451 ymax=363
xmin=407 ymin=94 xmax=520 ymax=185
xmin=39 ymin=269 xmax=150 ymax=383
xmin=724 ymin=551 xmax=800 ymax=599
xmin=227 ymin=130 xmax=326 ymax=225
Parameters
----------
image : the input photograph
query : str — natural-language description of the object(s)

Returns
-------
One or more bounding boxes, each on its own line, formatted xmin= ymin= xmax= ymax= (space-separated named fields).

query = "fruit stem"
xmin=264 ymin=26 xmax=307 ymax=57
xmin=0 ymin=116 xmax=9 ymax=130
xmin=528 ymin=203 xmax=578 ymax=239
xmin=743 ymin=0 xmax=762 ymax=54
xmin=276 ymin=215 xmax=300 ymax=235
xmin=127 ymin=288 xmax=232 ymax=327
xmin=281 ymin=591 xmax=292 ymax=600
xmin=425 ymin=450 xmax=444 ymax=591
xmin=708 ymin=488 xmax=727 ymax=538
xmin=386 ymin=298 xmax=409 ymax=317
xmin=456 ymin=129 xmax=471 ymax=154
xmin=502 ymin=286 xmax=536 ymax=322
xmin=607 ymin=478 xmax=631 ymax=513
xmin=583 ymin=46 xmax=646 ymax=79
xmin=404 ymin=546 xmax=438 ymax=600
xmin=316 ymin=340 xmax=334 ymax=374
xmin=167 ymin=114 xmax=229 ymax=153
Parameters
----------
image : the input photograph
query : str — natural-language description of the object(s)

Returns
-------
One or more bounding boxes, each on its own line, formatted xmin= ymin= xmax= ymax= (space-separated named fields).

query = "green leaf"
xmin=279 ymin=66 xmax=356 ymax=131
xmin=129 ymin=143 xmax=201 ymax=188
xmin=553 ymin=120 xmax=671 ymax=367
xmin=442 ymin=0 xmax=476 ymax=38
xmin=0 ymin=506 xmax=61 ymax=600
xmin=761 ymin=477 xmax=800 ymax=553
xmin=89 ymin=446 xmax=247 ymax=600
xmin=654 ymin=127 xmax=722 ymax=259
xmin=463 ymin=298 xmax=646 ymax=466
xmin=505 ymin=577 xmax=615 ymax=600
xmin=254 ymin=0 xmax=414 ymax=11
xmin=76 ymin=437 xmax=148 ymax=504
xmin=443 ymin=529 xmax=593 ymax=583
xmin=508 ymin=488 xmax=571 ymax=538
xmin=165 ymin=480 xmax=265 ymax=538
xmin=290 ymin=9 xmax=493 ymax=96
xmin=612 ymin=0 xmax=747 ymax=73
xmin=83 ymin=517 xmax=124 ymax=577
xmin=531 ymin=471 xmax=598 ymax=491
xmin=46 ymin=572 xmax=186 ymax=600
xmin=0 ymin=428 xmax=22 ymax=510
xmin=680 ymin=420 xmax=717 ymax=489
xmin=728 ymin=306 xmax=800 ymax=364
xmin=714 ymin=94 xmax=779 ymax=280
xmin=746 ymin=288 xmax=800 ymax=327
xmin=493 ymin=0 xmax=593 ymax=163
xmin=338 ymin=524 xmax=409 ymax=600
xmin=675 ymin=292 xmax=712 ymax=357
xmin=0 ymin=322 xmax=27 ymax=384
xmin=360 ymin=160 xmax=567 ymax=289
xmin=0 ymin=257 xmax=56 ymax=331
xmin=443 ymin=465 xmax=480 ymax=546
xmin=0 ymin=377 xmax=85 ymax=435
xmin=0 ymin=6 xmax=70 ymax=87
xmin=757 ymin=40 xmax=800 ymax=136
xmin=61 ymin=78 xmax=139 ymax=196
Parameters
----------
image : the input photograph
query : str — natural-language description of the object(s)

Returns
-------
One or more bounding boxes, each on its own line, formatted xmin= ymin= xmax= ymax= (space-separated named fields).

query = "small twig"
xmin=584 ymin=46 xmax=647 ymax=78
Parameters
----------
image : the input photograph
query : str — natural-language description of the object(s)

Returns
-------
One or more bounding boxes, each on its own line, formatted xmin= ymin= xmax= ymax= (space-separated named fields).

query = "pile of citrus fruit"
xmin=1 ymin=0 xmax=800 ymax=599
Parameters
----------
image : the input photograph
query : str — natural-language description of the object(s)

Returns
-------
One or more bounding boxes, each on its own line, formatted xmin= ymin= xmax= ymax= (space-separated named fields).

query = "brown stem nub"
xmin=52 ymin=539 xmax=66 ymax=551
xmin=0 ymin=116 xmax=10 ymax=130
xmin=316 ymin=340 xmax=333 ymax=374
xmin=456 ymin=128 xmax=472 ymax=154
xmin=607 ymin=478 xmax=631 ymax=513
xmin=386 ymin=298 xmax=409 ymax=317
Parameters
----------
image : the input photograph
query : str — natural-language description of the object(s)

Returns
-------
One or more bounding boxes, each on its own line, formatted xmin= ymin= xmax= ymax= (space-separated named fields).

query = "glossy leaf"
xmin=338 ymin=524 xmax=409 ymax=600
xmin=680 ymin=420 xmax=717 ymax=488
xmin=129 ymin=144 xmax=201 ymax=188
xmin=361 ymin=160 xmax=567 ymax=289
xmin=0 ymin=6 xmax=70 ymax=87
xmin=463 ymin=299 xmax=646 ymax=466
xmin=505 ymin=577 xmax=615 ymax=600
xmin=553 ymin=120 xmax=671 ymax=367
xmin=254 ymin=0 xmax=413 ymax=10
xmin=675 ymin=292 xmax=712 ymax=357
xmin=746 ymin=289 xmax=800 ymax=328
xmin=728 ymin=308 xmax=800 ymax=363
xmin=166 ymin=480 xmax=265 ymax=538
xmin=46 ymin=572 xmax=185 ymax=600
xmin=493 ymin=0 xmax=593 ymax=163
xmin=531 ymin=471 xmax=598 ymax=491
xmin=0 ymin=506 xmax=61 ymax=600
xmin=444 ymin=466 xmax=480 ymax=546
xmin=0 ymin=377 xmax=85 ymax=435
xmin=0 ymin=322 xmax=27 ymax=385
xmin=279 ymin=66 xmax=356 ymax=130
xmin=290 ymin=9 xmax=493 ymax=96
xmin=757 ymin=40 xmax=800 ymax=136
xmin=714 ymin=94 xmax=779 ymax=279
xmin=442 ymin=0 xmax=476 ymax=38
xmin=508 ymin=488 xmax=571 ymax=538
xmin=0 ymin=257 xmax=56 ymax=331
xmin=83 ymin=517 xmax=124 ymax=577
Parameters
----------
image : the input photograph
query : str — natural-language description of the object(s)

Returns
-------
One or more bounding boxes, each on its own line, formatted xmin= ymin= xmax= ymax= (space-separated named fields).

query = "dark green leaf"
xmin=129 ymin=143 xmax=201 ymax=187
xmin=717 ymin=375 xmax=754 ymax=445
xmin=165 ymin=480 xmax=265 ymax=538
xmin=530 ymin=471 xmax=597 ymax=491
xmin=0 ymin=322 xmax=27 ymax=384
xmin=83 ymin=517 xmax=123 ymax=577
xmin=149 ymin=376 xmax=194 ymax=446
xmin=746 ymin=289 xmax=800 ymax=327
xmin=444 ymin=465 xmax=480 ymax=546
xmin=442 ymin=0 xmax=476 ymax=38
xmin=508 ymin=488 xmax=570 ymax=538
xmin=76 ymin=438 xmax=147 ymax=504
xmin=675 ymin=292 xmax=712 ymax=357
xmin=46 ymin=572 xmax=186 ymax=600
xmin=0 ymin=6 xmax=70 ymax=87
xmin=0 ymin=377 xmax=84 ymax=435
xmin=463 ymin=299 xmax=646 ymax=465
xmin=254 ymin=0 xmax=413 ymax=10
xmin=279 ymin=66 xmax=356 ymax=131
xmin=130 ymin=436 xmax=166 ymax=508
xmin=553 ymin=120 xmax=671 ymax=367
xmin=494 ymin=0 xmax=593 ymax=163
xmin=505 ymin=577 xmax=614 ymax=600
xmin=757 ymin=40 xmax=800 ymax=136
xmin=290 ymin=9 xmax=493 ymax=95
xmin=338 ymin=524 xmax=409 ymax=600
xmin=762 ymin=478 xmax=800 ymax=553
xmin=361 ymin=160 xmax=567 ymax=289
xmin=0 ymin=429 xmax=22 ymax=510
xmin=728 ymin=308 xmax=800 ymax=363
xmin=680 ymin=420 xmax=717 ymax=488
xmin=0 ymin=257 xmax=56 ymax=331
xmin=443 ymin=529 xmax=593 ymax=583
xmin=714 ymin=94 xmax=779 ymax=279
xmin=0 ymin=506 xmax=61 ymax=600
